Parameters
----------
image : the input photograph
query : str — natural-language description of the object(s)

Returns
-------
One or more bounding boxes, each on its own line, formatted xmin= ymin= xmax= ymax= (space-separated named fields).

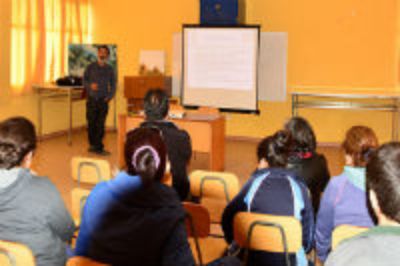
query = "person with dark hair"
xmin=222 ymin=130 xmax=314 ymax=266
xmin=84 ymin=45 xmax=116 ymax=155
xmin=326 ymin=142 xmax=400 ymax=266
xmin=75 ymin=127 xmax=195 ymax=265
xmin=140 ymin=88 xmax=192 ymax=200
xmin=285 ymin=117 xmax=330 ymax=213
xmin=316 ymin=125 xmax=378 ymax=262
xmin=0 ymin=117 xmax=75 ymax=266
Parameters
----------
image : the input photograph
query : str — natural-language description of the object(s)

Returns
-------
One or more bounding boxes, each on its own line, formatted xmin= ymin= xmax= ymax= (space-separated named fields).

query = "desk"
xmin=33 ymin=84 xmax=84 ymax=145
xmin=291 ymin=88 xmax=400 ymax=140
xmin=33 ymin=84 xmax=117 ymax=145
xmin=118 ymin=113 xmax=225 ymax=170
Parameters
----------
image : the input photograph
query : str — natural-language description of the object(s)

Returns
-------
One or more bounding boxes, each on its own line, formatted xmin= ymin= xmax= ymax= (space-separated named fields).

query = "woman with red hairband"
xmin=75 ymin=127 xmax=195 ymax=265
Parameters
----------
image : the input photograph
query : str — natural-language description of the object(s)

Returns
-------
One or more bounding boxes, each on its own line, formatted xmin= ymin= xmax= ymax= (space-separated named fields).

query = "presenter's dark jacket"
xmin=222 ymin=168 xmax=314 ymax=266
xmin=141 ymin=120 xmax=192 ymax=200
xmin=287 ymin=152 xmax=330 ymax=214
xmin=83 ymin=62 xmax=116 ymax=100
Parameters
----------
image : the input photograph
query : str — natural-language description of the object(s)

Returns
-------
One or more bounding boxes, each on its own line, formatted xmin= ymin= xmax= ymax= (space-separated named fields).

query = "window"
xmin=11 ymin=0 xmax=92 ymax=93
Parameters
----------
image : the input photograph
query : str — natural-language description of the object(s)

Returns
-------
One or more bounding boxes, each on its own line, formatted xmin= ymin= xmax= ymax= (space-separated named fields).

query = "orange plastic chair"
xmin=71 ymin=187 xmax=91 ymax=227
xmin=234 ymin=212 xmax=302 ymax=266
xmin=190 ymin=170 xmax=240 ymax=224
xmin=183 ymin=202 xmax=227 ymax=265
xmin=331 ymin=224 xmax=368 ymax=250
xmin=0 ymin=240 xmax=35 ymax=266
xmin=71 ymin=157 xmax=111 ymax=185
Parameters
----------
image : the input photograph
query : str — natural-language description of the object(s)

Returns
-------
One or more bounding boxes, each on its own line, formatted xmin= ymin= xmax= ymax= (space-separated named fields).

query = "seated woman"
xmin=0 ymin=117 xmax=75 ymax=266
xmin=222 ymin=130 xmax=314 ymax=266
xmin=75 ymin=127 xmax=195 ymax=265
xmin=285 ymin=116 xmax=330 ymax=214
xmin=316 ymin=125 xmax=378 ymax=262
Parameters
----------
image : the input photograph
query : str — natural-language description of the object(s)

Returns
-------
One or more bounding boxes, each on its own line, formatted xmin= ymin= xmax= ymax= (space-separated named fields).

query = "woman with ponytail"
xmin=316 ymin=126 xmax=378 ymax=263
xmin=221 ymin=130 xmax=314 ymax=266
xmin=75 ymin=127 xmax=195 ymax=265
xmin=0 ymin=117 xmax=75 ymax=266
xmin=285 ymin=117 xmax=330 ymax=214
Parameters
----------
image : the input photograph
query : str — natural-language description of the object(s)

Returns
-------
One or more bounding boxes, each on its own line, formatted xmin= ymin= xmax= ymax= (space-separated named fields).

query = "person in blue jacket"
xmin=75 ymin=127 xmax=195 ymax=266
xmin=222 ymin=130 xmax=314 ymax=266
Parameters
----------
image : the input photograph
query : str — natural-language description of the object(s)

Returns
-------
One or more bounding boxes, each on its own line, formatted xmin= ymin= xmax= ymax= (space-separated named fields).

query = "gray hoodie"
xmin=0 ymin=168 xmax=75 ymax=266
xmin=326 ymin=226 xmax=400 ymax=266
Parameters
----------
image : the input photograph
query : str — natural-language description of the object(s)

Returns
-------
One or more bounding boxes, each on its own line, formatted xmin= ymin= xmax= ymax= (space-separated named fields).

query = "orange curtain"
xmin=11 ymin=0 xmax=92 ymax=94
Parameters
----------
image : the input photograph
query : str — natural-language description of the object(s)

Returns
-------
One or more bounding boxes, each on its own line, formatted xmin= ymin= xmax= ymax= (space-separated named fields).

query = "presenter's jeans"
xmin=86 ymin=97 xmax=109 ymax=151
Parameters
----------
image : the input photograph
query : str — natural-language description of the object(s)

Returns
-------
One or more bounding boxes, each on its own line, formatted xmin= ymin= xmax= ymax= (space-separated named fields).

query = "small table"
xmin=118 ymin=113 xmax=226 ymax=171
xmin=33 ymin=84 xmax=84 ymax=145
xmin=291 ymin=88 xmax=400 ymax=140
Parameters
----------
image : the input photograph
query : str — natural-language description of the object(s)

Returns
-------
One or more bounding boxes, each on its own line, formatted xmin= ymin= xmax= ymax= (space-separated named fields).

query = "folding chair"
xmin=183 ymin=202 xmax=227 ymax=266
xmin=71 ymin=187 xmax=91 ymax=227
xmin=234 ymin=212 xmax=302 ymax=266
xmin=71 ymin=157 xmax=111 ymax=185
xmin=331 ymin=224 xmax=368 ymax=250
xmin=190 ymin=170 xmax=240 ymax=224
xmin=0 ymin=240 xmax=35 ymax=266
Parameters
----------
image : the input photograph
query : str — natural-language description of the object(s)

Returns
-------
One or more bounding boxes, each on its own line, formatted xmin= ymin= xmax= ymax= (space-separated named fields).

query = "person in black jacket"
xmin=141 ymin=89 xmax=192 ymax=200
xmin=285 ymin=116 xmax=330 ymax=213
xmin=75 ymin=127 xmax=195 ymax=266
xmin=222 ymin=130 xmax=314 ymax=266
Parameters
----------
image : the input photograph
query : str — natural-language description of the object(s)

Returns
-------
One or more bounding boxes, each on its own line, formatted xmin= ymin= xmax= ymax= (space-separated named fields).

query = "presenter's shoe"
xmin=88 ymin=146 xmax=97 ymax=153
xmin=95 ymin=149 xmax=111 ymax=156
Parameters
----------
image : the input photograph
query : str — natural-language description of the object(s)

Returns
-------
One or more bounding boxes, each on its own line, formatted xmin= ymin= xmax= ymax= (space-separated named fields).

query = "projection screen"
xmin=182 ymin=25 xmax=260 ymax=112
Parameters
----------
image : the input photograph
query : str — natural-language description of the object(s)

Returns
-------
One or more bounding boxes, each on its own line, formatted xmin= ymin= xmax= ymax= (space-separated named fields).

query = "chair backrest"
xmin=190 ymin=170 xmax=240 ymax=223
xmin=190 ymin=170 xmax=239 ymax=202
xmin=183 ymin=202 xmax=211 ymax=238
xmin=71 ymin=157 xmax=111 ymax=185
xmin=183 ymin=202 xmax=211 ymax=266
xmin=0 ymin=240 xmax=35 ymax=266
xmin=332 ymin=224 xmax=368 ymax=250
xmin=71 ymin=188 xmax=91 ymax=226
xmin=234 ymin=212 xmax=302 ymax=254
xmin=67 ymin=256 xmax=110 ymax=266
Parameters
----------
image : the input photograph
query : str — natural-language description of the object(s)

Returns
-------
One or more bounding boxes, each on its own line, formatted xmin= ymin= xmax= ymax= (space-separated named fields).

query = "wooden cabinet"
xmin=124 ymin=76 xmax=172 ymax=112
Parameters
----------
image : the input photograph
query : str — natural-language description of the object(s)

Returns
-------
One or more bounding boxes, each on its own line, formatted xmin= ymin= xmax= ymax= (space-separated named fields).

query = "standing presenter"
xmin=83 ymin=45 xmax=116 ymax=155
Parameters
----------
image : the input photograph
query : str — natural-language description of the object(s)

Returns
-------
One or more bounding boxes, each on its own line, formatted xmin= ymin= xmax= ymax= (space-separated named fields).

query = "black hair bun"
xmin=273 ymin=130 xmax=292 ymax=153
xmin=0 ymin=142 xmax=20 ymax=169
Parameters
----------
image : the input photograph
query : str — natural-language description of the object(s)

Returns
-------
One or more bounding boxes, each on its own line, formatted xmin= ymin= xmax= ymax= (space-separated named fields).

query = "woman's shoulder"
xmin=324 ymin=172 xmax=348 ymax=194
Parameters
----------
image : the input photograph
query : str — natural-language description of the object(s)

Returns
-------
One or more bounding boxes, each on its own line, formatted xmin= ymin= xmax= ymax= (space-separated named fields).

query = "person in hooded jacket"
xmin=0 ymin=117 xmax=75 ymax=266
xmin=222 ymin=130 xmax=314 ymax=266
xmin=75 ymin=127 xmax=194 ymax=266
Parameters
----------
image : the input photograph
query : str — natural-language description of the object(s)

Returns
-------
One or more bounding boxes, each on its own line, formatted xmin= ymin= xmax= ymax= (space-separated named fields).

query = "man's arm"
xmin=83 ymin=64 xmax=91 ymax=93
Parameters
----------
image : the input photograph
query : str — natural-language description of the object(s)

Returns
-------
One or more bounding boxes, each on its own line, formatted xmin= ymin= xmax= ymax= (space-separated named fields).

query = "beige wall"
xmin=0 ymin=0 xmax=398 ymax=143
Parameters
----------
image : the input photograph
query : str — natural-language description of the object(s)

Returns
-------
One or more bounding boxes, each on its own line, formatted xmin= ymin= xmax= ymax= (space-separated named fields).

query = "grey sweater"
xmin=0 ymin=168 xmax=75 ymax=266
xmin=326 ymin=226 xmax=400 ymax=266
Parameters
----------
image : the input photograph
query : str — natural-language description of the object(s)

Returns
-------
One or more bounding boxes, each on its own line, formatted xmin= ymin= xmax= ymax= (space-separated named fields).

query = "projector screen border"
xmin=181 ymin=24 xmax=261 ymax=113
